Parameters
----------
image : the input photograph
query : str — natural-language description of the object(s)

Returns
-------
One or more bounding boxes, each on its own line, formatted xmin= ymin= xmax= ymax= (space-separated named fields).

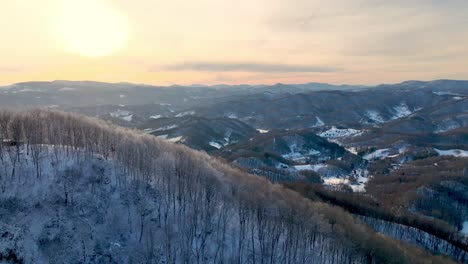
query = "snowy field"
xmin=434 ymin=148 xmax=468 ymax=158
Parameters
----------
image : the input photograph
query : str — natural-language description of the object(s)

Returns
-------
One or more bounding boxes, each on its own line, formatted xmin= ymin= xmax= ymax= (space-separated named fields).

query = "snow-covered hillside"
xmin=1 ymin=109 xmax=388 ymax=264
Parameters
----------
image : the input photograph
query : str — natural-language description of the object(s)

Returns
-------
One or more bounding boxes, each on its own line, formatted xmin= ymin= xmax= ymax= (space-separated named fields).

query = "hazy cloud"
xmin=157 ymin=62 xmax=340 ymax=73
xmin=0 ymin=66 xmax=22 ymax=72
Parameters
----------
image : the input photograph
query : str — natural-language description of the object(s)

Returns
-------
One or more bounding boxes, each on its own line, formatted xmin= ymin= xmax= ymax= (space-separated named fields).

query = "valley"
xmin=0 ymin=80 xmax=467 ymax=263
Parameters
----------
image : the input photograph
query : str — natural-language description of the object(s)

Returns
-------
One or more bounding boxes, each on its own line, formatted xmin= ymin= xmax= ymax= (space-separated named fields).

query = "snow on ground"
xmin=157 ymin=135 xmax=183 ymax=143
xmin=363 ymin=148 xmax=390 ymax=160
xmin=283 ymin=150 xmax=320 ymax=162
xmin=209 ymin=141 xmax=223 ymax=149
xmin=121 ymin=115 xmax=133 ymax=122
xmin=462 ymin=221 xmax=468 ymax=235
xmin=175 ymin=110 xmax=195 ymax=117
xmin=348 ymin=170 xmax=370 ymax=192
xmin=294 ymin=164 xmax=371 ymax=192
xmin=294 ymin=164 xmax=327 ymax=172
xmin=118 ymin=104 xmax=126 ymax=107
xmin=119 ymin=94 xmax=126 ymax=98
xmin=167 ymin=136 xmax=183 ymax=143
xmin=392 ymin=103 xmax=412 ymax=119
xmin=58 ymin=87 xmax=76 ymax=91
xmin=346 ymin=147 xmax=359 ymax=155
xmin=313 ymin=116 xmax=325 ymax=127
xmin=143 ymin=125 xmax=178 ymax=133
xmin=150 ymin=115 xmax=162 ymax=119
xmin=257 ymin=129 xmax=269 ymax=134
xmin=319 ymin=126 xmax=362 ymax=138
xmin=225 ymin=113 xmax=238 ymax=119
xmin=11 ymin=88 xmax=36 ymax=93
xmin=433 ymin=91 xmax=463 ymax=96
xmin=323 ymin=177 xmax=349 ymax=185
xmin=110 ymin=109 xmax=133 ymax=122
xmin=365 ymin=110 xmax=384 ymax=123
xmin=436 ymin=123 xmax=461 ymax=133
xmin=434 ymin=148 xmax=468 ymax=158
xmin=154 ymin=124 xmax=178 ymax=131
xmin=282 ymin=143 xmax=321 ymax=162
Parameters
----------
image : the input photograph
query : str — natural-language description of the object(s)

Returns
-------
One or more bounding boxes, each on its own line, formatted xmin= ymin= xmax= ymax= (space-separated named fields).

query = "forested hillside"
xmin=0 ymin=109 xmax=454 ymax=263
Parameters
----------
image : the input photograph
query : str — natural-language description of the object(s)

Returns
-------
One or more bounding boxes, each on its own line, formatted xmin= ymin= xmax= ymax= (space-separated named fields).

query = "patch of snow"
xmin=257 ymin=129 xmax=269 ymax=134
xmin=175 ymin=110 xmax=195 ymax=117
xmin=47 ymin=105 xmax=60 ymax=109
xmin=462 ymin=221 xmax=468 ymax=235
xmin=153 ymin=124 xmax=178 ymax=131
xmin=363 ymin=148 xmax=390 ymax=160
xmin=365 ymin=110 xmax=384 ymax=123
xmin=110 ymin=109 xmax=131 ymax=117
xmin=209 ymin=141 xmax=223 ymax=149
xmin=433 ymin=91 xmax=463 ymax=96
xmin=13 ymin=88 xmax=36 ymax=93
xmin=150 ymin=115 xmax=162 ymax=119
xmin=392 ymin=103 xmax=412 ymax=119
xmin=167 ymin=136 xmax=183 ymax=143
xmin=121 ymin=115 xmax=133 ymax=122
xmin=346 ymin=147 xmax=359 ymax=155
xmin=156 ymin=135 xmax=183 ymax=143
xmin=110 ymin=109 xmax=133 ymax=122
xmin=348 ymin=169 xmax=370 ymax=192
xmin=119 ymin=94 xmax=126 ymax=98
xmin=283 ymin=150 xmax=320 ymax=162
xmin=226 ymin=113 xmax=238 ymax=119
xmin=58 ymin=87 xmax=76 ymax=91
xmin=453 ymin=96 xmax=463 ymax=100
xmin=434 ymin=148 xmax=468 ymax=158
xmin=111 ymin=242 xmax=122 ymax=248
xmin=323 ymin=177 xmax=349 ymax=185
xmin=319 ymin=126 xmax=362 ymax=138
xmin=436 ymin=123 xmax=460 ymax=133
xmin=294 ymin=164 xmax=327 ymax=172
xmin=312 ymin=116 xmax=325 ymax=127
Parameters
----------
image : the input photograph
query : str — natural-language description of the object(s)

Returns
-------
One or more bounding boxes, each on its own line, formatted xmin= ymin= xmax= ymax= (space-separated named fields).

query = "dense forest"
xmin=0 ymin=109 xmax=458 ymax=263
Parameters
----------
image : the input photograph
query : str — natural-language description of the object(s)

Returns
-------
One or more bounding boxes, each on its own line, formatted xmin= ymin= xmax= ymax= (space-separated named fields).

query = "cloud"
xmin=156 ymin=62 xmax=340 ymax=73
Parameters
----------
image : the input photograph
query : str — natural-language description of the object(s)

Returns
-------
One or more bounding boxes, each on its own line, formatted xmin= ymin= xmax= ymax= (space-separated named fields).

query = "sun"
xmin=56 ymin=0 xmax=130 ymax=57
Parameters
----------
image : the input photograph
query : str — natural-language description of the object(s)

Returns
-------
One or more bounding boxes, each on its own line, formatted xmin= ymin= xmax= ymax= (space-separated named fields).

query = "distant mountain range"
xmin=1 ymin=80 xmax=467 ymax=262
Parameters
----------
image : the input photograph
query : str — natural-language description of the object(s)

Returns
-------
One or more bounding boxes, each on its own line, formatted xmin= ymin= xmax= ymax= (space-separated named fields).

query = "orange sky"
xmin=1 ymin=0 xmax=468 ymax=86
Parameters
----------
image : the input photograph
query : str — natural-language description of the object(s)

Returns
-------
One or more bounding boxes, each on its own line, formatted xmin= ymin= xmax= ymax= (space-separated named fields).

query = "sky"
xmin=1 ymin=0 xmax=467 ymax=86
